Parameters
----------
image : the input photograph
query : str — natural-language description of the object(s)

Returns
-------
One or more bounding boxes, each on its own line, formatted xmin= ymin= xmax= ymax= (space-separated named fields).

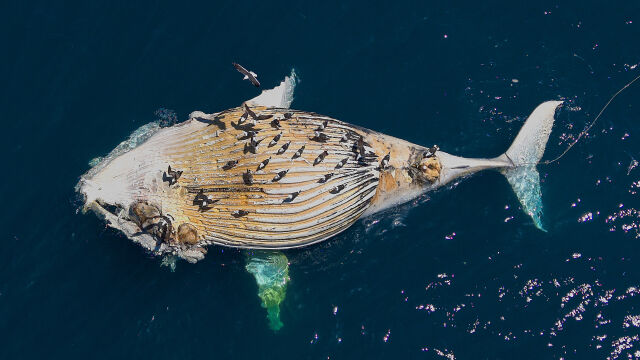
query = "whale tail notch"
xmin=498 ymin=101 xmax=563 ymax=230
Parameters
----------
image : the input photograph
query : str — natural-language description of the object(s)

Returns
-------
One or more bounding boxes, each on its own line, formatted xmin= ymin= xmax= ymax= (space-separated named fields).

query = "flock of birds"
xmin=159 ymin=63 xmax=440 ymax=224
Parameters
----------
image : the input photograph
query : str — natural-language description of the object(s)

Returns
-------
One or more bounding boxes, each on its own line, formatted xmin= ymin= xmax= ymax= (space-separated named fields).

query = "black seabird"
xmin=254 ymin=113 xmax=273 ymax=120
xmin=268 ymin=133 xmax=282 ymax=147
xmin=232 ymin=210 xmax=249 ymax=218
xmin=193 ymin=189 xmax=207 ymax=205
xmin=270 ymin=118 xmax=282 ymax=129
xmin=145 ymin=215 xmax=172 ymax=240
xmin=193 ymin=189 xmax=217 ymax=211
xmin=244 ymin=143 xmax=257 ymax=154
xmin=244 ymin=104 xmax=272 ymax=121
xmin=313 ymin=150 xmax=329 ymax=166
xmin=310 ymin=131 xmax=329 ymax=142
xmin=231 ymin=120 xmax=256 ymax=132
xmin=238 ymin=109 xmax=249 ymax=124
xmin=355 ymin=136 xmax=366 ymax=160
xmin=277 ymin=141 xmax=291 ymax=155
xmin=424 ymin=145 xmax=440 ymax=158
xmin=272 ymin=170 xmax=289 ymax=182
xmin=292 ymin=145 xmax=305 ymax=159
xmin=199 ymin=197 xmax=218 ymax=212
xmin=283 ymin=191 xmax=300 ymax=203
xmin=244 ymin=136 xmax=263 ymax=154
xmin=318 ymin=173 xmax=334 ymax=183
xmin=330 ymin=184 xmax=346 ymax=194
xmin=237 ymin=130 xmax=257 ymax=140
xmin=167 ymin=165 xmax=182 ymax=180
xmin=222 ymin=160 xmax=238 ymax=170
xmin=316 ymin=120 xmax=328 ymax=131
xmin=233 ymin=62 xmax=260 ymax=87
xmin=380 ymin=153 xmax=390 ymax=169
xmin=283 ymin=112 xmax=293 ymax=119
xmin=243 ymin=169 xmax=254 ymax=185
xmin=335 ymin=157 xmax=349 ymax=169
xmin=250 ymin=134 xmax=262 ymax=148
xmin=257 ymin=157 xmax=271 ymax=171
xmin=244 ymin=104 xmax=258 ymax=119
xmin=165 ymin=165 xmax=183 ymax=185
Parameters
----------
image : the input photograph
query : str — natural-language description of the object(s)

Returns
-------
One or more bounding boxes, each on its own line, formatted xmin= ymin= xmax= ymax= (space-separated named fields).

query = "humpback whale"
xmin=76 ymin=70 xmax=562 ymax=263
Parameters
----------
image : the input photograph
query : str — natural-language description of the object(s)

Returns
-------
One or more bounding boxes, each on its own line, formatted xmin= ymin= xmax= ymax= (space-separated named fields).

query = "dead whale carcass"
xmin=76 ymin=72 xmax=562 ymax=263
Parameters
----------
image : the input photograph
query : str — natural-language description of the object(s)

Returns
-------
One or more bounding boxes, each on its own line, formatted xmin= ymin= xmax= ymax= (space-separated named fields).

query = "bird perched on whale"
xmin=77 ymin=70 xmax=563 ymax=264
xmin=164 ymin=165 xmax=182 ymax=185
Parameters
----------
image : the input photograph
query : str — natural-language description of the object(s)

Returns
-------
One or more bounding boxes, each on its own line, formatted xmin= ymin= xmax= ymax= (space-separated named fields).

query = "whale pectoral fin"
xmin=245 ymin=251 xmax=290 ymax=331
xmin=246 ymin=69 xmax=298 ymax=108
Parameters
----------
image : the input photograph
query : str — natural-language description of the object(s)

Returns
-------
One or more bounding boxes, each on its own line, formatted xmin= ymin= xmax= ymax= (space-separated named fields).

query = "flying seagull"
xmin=233 ymin=62 xmax=260 ymax=87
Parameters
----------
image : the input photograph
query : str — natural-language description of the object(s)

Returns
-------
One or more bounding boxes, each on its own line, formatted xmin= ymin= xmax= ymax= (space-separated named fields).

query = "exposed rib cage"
xmin=162 ymin=107 xmax=381 ymax=248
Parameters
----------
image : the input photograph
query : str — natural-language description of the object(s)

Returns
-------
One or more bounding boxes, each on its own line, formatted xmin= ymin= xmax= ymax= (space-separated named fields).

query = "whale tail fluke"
xmin=499 ymin=101 xmax=563 ymax=230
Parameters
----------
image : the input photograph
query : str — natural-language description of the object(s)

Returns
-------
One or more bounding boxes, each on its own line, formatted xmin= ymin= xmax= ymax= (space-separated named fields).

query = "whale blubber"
xmin=177 ymin=223 xmax=198 ymax=244
xmin=419 ymin=157 xmax=441 ymax=183
xmin=130 ymin=201 xmax=162 ymax=231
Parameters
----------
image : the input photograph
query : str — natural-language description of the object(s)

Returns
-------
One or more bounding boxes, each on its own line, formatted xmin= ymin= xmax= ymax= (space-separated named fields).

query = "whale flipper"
xmin=245 ymin=251 xmax=290 ymax=331
xmin=500 ymin=101 xmax=563 ymax=230
xmin=246 ymin=69 xmax=298 ymax=108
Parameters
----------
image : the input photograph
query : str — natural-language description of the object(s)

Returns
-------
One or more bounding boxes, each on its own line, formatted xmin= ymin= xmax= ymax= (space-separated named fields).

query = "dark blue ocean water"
xmin=2 ymin=1 xmax=640 ymax=359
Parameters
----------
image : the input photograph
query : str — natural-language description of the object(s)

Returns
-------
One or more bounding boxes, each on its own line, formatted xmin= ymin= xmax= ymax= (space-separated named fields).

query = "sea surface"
xmin=2 ymin=1 xmax=640 ymax=359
